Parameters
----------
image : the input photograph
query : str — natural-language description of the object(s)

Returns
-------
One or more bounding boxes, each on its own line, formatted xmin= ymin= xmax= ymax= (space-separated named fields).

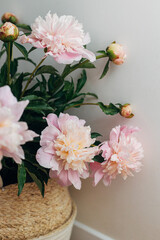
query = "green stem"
xmin=65 ymin=102 xmax=105 ymax=110
xmin=62 ymin=54 xmax=107 ymax=78
xmin=7 ymin=42 xmax=11 ymax=85
xmin=10 ymin=42 xmax=13 ymax=61
xmin=20 ymin=56 xmax=46 ymax=98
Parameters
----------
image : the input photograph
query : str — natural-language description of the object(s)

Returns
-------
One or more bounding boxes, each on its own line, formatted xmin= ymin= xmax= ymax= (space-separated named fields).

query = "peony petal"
xmin=11 ymin=100 xmax=29 ymax=121
xmin=36 ymin=148 xmax=54 ymax=168
xmin=19 ymin=34 xmax=30 ymax=44
xmin=100 ymin=141 xmax=112 ymax=160
xmin=40 ymin=126 xmax=60 ymax=146
xmin=121 ymin=125 xmax=139 ymax=136
xmin=0 ymin=85 xmax=17 ymax=107
xmin=54 ymin=51 xmax=82 ymax=64
xmin=110 ymin=125 xmax=121 ymax=143
xmin=57 ymin=169 xmax=71 ymax=186
xmin=49 ymin=169 xmax=58 ymax=179
xmin=43 ymin=142 xmax=56 ymax=154
xmin=68 ymin=169 xmax=81 ymax=189
xmin=46 ymin=113 xmax=59 ymax=128
xmin=80 ymin=168 xmax=89 ymax=179
xmin=83 ymin=33 xmax=91 ymax=45
xmin=21 ymin=130 xmax=38 ymax=144
xmin=3 ymin=147 xmax=24 ymax=165
xmin=103 ymin=174 xmax=112 ymax=186
xmin=90 ymin=162 xmax=104 ymax=186
xmin=79 ymin=48 xmax=96 ymax=62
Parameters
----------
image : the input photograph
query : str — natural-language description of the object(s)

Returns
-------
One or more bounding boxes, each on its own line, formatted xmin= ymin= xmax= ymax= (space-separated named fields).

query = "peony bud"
xmin=1 ymin=12 xmax=18 ymax=24
xmin=0 ymin=22 xmax=19 ymax=42
xmin=107 ymin=43 xmax=126 ymax=65
xmin=120 ymin=104 xmax=134 ymax=118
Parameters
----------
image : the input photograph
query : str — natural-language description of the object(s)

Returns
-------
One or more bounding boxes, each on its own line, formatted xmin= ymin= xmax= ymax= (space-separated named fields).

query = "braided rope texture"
xmin=0 ymin=180 xmax=73 ymax=240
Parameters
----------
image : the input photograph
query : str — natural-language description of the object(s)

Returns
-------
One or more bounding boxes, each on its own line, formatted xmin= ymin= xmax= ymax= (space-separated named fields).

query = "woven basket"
xmin=0 ymin=179 xmax=77 ymax=240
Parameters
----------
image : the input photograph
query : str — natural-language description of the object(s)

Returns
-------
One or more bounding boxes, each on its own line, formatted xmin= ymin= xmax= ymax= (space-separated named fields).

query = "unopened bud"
xmin=120 ymin=104 xmax=134 ymax=118
xmin=1 ymin=12 xmax=18 ymax=24
xmin=0 ymin=22 xmax=19 ymax=42
xmin=107 ymin=43 xmax=126 ymax=65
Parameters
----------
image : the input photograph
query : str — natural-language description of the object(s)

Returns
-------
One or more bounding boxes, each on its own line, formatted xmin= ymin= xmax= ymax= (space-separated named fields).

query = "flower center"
xmin=53 ymin=131 xmax=94 ymax=173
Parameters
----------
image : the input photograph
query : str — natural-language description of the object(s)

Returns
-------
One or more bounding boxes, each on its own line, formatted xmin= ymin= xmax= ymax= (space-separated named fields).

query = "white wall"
xmin=1 ymin=0 xmax=160 ymax=239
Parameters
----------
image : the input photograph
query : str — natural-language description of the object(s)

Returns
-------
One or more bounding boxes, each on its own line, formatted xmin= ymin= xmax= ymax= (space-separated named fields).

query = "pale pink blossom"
xmin=19 ymin=12 xmax=96 ymax=64
xmin=91 ymin=126 xmax=144 ymax=186
xmin=36 ymin=113 xmax=99 ymax=189
xmin=0 ymin=86 xmax=38 ymax=168
xmin=107 ymin=43 xmax=126 ymax=65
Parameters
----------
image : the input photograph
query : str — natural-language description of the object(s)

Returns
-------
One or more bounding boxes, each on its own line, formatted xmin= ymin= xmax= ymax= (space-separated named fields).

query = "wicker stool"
xmin=0 ymin=180 xmax=77 ymax=240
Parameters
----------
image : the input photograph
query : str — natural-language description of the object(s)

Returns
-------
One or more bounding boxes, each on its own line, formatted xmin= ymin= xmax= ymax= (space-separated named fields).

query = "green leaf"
xmin=74 ymin=92 xmax=98 ymax=100
xmin=24 ymin=152 xmax=48 ymax=185
xmin=16 ymin=57 xmax=36 ymax=66
xmin=24 ymin=83 xmax=39 ymax=95
xmin=17 ymin=162 xmax=26 ymax=196
xmin=40 ymin=75 xmax=47 ymax=93
xmin=22 ymin=111 xmax=45 ymax=126
xmin=16 ymin=24 xmax=32 ymax=31
xmin=22 ymin=95 xmax=43 ymax=101
xmin=52 ymin=86 xmax=65 ymax=98
xmin=35 ymin=65 xmax=57 ymax=76
xmin=24 ymin=161 xmax=45 ymax=197
xmin=65 ymin=97 xmax=85 ymax=109
xmin=91 ymin=132 xmax=102 ymax=138
xmin=26 ymin=99 xmax=53 ymax=113
xmin=98 ymin=102 xmax=120 ymax=115
xmin=1 ymin=43 xmax=5 ymax=50
xmin=14 ymin=42 xmax=28 ymax=59
xmin=48 ymin=74 xmax=63 ymax=94
xmin=12 ymin=73 xmax=24 ymax=99
xmin=97 ymin=50 xmax=106 ymax=54
xmin=76 ymin=70 xmax=87 ymax=93
xmin=0 ymin=49 xmax=6 ymax=59
xmin=94 ymin=140 xmax=101 ymax=146
xmin=0 ymin=63 xmax=7 ymax=86
xmin=23 ymin=72 xmax=32 ymax=77
xmin=83 ymin=92 xmax=98 ymax=99
xmin=54 ymin=105 xmax=66 ymax=115
xmin=116 ymin=103 xmax=123 ymax=108
xmin=61 ymin=64 xmax=71 ymax=78
xmin=93 ymin=155 xmax=104 ymax=163
xmin=26 ymin=105 xmax=53 ymax=112
xmin=63 ymin=79 xmax=74 ymax=101
xmin=28 ymin=47 xmax=37 ymax=54
xmin=78 ymin=62 xmax=95 ymax=68
xmin=99 ymin=59 xmax=110 ymax=79
xmin=10 ymin=59 xmax=18 ymax=78
xmin=27 ymin=170 xmax=44 ymax=197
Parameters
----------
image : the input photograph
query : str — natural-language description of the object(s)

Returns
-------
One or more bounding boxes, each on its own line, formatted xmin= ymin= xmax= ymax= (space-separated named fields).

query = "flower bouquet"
xmin=0 ymin=11 xmax=144 ymax=240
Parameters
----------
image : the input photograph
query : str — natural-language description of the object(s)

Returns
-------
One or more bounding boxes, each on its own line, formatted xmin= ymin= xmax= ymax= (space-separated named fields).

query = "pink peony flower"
xmin=36 ymin=113 xmax=99 ymax=189
xmin=19 ymin=12 xmax=96 ymax=64
xmin=90 ymin=126 xmax=144 ymax=186
xmin=107 ymin=43 xmax=126 ymax=65
xmin=0 ymin=86 xmax=38 ymax=168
